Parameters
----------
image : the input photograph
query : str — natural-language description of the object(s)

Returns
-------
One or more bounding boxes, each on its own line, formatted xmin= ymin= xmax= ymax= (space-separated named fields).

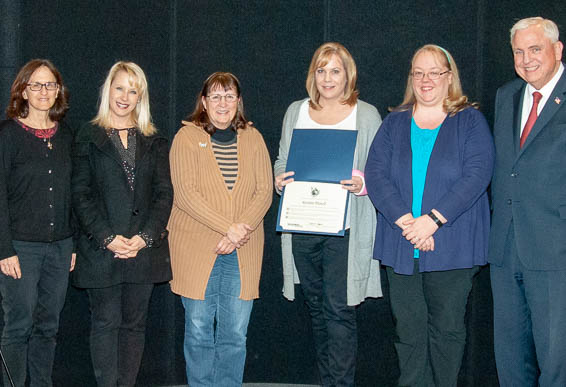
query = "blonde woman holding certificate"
xmin=274 ymin=42 xmax=382 ymax=387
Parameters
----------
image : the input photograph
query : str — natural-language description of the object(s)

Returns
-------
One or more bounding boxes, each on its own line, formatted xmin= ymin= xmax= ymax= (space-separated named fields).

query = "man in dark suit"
xmin=489 ymin=16 xmax=565 ymax=386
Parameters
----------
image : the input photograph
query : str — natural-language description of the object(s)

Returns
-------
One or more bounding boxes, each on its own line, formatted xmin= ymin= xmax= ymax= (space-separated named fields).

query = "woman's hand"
xmin=275 ymin=171 xmax=295 ymax=192
xmin=215 ymin=236 xmax=236 ymax=255
xmin=227 ymin=223 xmax=252 ymax=248
xmin=107 ymin=235 xmax=132 ymax=259
xmin=395 ymin=213 xmax=436 ymax=251
xmin=402 ymin=215 xmax=439 ymax=248
xmin=418 ymin=236 xmax=435 ymax=252
xmin=0 ymin=255 xmax=21 ymax=279
xmin=70 ymin=253 xmax=76 ymax=272
xmin=395 ymin=213 xmax=414 ymax=230
xmin=341 ymin=175 xmax=363 ymax=194
xmin=122 ymin=235 xmax=147 ymax=258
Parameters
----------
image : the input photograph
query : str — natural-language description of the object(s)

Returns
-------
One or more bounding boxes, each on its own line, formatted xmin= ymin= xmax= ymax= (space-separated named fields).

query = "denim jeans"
xmin=86 ymin=283 xmax=154 ymax=387
xmin=0 ymin=238 xmax=73 ymax=387
xmin=182 ymin=250 xmax=253 ymax=387
xmin=292 ymin=231 xmax=357 ymax=387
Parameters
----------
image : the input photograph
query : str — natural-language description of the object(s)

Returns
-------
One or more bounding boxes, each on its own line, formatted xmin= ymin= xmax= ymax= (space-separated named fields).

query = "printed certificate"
xmin=278 ymin=181 xmax=348 ymax=234
xmin=276 ymin=129 xmax=357 ymax=236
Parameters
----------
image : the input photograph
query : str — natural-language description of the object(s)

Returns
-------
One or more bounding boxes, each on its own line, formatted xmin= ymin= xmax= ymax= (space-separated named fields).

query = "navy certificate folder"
xmin=285 ymin=129 xmax=357 ymax=183
xmin=276 ymin=129 xmax=358 ymax=236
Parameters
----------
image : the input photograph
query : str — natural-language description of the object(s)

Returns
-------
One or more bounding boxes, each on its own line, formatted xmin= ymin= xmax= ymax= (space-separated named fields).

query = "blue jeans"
xmin=0 ymin=238 xmax=73 ymax=387
xmin=181 ymin=251 xmax=253 ymax=387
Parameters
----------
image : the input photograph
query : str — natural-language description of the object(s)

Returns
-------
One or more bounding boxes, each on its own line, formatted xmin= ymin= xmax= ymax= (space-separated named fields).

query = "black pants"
xmin=86 ymin=283 xmax=154 ymax=387
xmin=387 ymin=260 xmax=478 ymax=387
xmin=0 ymin=238 xmax=72 ymax=387
xmin=292 ymin=232 xmax=356 ymax=387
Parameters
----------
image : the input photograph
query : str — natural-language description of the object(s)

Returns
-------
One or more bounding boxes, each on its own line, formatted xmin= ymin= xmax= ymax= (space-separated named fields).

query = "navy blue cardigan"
xmin=365 ymin=107 xmax=494 ymax=275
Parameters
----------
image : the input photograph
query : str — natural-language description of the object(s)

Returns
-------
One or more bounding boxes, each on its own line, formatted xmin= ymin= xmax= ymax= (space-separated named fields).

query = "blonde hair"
xmin=92 ymin=61 xmax=156 ymax=136
xmin=510 ymin=17 xmax=559 ymax=44
xmin=306 ymin=42 xmax=359 ymax=110
xmin=394 ymin=44 xmax=476 ymax=115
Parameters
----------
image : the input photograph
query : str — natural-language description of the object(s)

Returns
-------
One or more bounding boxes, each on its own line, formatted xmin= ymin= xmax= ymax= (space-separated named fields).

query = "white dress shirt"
xmin=520 ymin=63 xmax=564 ymax=135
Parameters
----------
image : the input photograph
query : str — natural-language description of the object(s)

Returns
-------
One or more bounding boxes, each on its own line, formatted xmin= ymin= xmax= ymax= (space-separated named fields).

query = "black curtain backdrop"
xmin=1 ymin=1 xmax=565 ymax=385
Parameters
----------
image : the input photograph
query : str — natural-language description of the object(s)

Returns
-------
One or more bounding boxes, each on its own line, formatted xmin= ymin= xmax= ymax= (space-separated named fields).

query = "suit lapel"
xmin=519 ymin=71 xmax=566 ymax=154
xmin=135 ymin=131 xmax=151 ymax=167
xmin=512 ymin=85 xmax=525 ymax=155
xmin=92 ymin=126 xmax=123 ymax=165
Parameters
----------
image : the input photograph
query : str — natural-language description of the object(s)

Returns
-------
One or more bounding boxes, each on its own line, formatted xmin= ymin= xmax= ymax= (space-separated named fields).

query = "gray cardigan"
xmin=274 ymin=99 xmax=383 ymax=306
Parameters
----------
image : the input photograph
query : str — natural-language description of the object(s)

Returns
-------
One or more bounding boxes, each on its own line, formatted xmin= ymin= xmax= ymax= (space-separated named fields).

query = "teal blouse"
xmin=411 ymin=117 xmax=441 ymax=258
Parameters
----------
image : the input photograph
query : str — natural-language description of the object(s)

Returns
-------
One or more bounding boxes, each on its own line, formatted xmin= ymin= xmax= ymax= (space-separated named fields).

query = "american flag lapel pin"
xmin=555 ymin=97 xmax=561 ymax=105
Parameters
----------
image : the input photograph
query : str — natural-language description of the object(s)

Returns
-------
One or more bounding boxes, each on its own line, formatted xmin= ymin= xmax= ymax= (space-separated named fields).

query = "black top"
xmin=107 ymin=127 xmax=137 ymax=191
xmin=71 ymin=123 xmax=173 ymax=287
xmin=0 ymin=119 xmax=75 ymax=260
xmin=211 ymin=125 xmax=236 ymax=142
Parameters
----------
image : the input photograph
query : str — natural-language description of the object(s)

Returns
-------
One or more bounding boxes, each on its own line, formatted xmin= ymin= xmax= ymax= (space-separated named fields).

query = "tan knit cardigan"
xmin=168 ymin=121 xmax=273 ymax=300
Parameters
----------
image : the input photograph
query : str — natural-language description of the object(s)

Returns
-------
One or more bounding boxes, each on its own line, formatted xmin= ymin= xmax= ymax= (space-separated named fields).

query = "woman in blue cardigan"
xmin=365 ymin=45 xmax=494 ymax=387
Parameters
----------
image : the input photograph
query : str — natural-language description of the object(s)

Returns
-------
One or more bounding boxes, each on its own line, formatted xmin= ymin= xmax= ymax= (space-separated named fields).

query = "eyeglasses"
xmin=411 ymin=70 xmax=450 ymax=80
xmin=207 ymin=94 xmax=238 ymax=103
xmin=27 ymin=82 xmax=59 ymax=91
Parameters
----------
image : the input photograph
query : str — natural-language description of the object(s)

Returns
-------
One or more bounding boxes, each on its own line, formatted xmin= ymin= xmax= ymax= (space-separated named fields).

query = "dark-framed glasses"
xmin=27 ymin=82 xmax=59 ymax=91
xmin=411 ymin=70 xmax=450 ymax=80
xmin=207 ymin=94 xmax=238 ymax=103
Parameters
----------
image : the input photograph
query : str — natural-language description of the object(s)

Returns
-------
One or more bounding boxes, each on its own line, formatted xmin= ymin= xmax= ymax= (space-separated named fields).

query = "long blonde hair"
xmin=92 ymin=61 xmax=156 ymax=136
xmin=394 ymin=45 xmax=476 ymax=115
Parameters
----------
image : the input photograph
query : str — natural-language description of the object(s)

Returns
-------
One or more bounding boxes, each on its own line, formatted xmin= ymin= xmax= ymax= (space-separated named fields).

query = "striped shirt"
xmin=211 ymin=128 xmax=238 ymax=190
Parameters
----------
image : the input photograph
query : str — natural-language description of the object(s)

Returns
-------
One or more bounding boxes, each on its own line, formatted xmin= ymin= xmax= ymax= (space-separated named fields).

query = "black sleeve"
xmin=0 ymin=124 xmax=16 ymax=259
xmin=71 ymin=127 xmax=114 ymax=248
xmin=138 ymin=137 xmax=173 ymax=247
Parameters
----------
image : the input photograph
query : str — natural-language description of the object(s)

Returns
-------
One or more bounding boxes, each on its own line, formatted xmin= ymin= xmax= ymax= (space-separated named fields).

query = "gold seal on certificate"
xmin=279 ymin=181 xmax=348 ymax=234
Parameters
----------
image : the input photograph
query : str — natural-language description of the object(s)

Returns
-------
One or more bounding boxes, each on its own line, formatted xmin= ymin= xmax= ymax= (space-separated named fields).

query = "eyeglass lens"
xmin=208 ymin=94 xmax=237 ymax=103
xmin=28 ymin=82 xmax=58 ymax=91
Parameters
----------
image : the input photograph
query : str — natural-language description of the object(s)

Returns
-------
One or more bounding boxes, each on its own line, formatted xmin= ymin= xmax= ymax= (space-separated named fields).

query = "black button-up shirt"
xmin=0 ymin=119 xmax=75 ymax=259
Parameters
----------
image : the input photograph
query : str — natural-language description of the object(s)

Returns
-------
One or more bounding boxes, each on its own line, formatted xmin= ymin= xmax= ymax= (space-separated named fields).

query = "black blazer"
xmin=71 ymin=123 xmax=173 ymax=287
xmin=489 ymin=68 xmax=566 ymax=270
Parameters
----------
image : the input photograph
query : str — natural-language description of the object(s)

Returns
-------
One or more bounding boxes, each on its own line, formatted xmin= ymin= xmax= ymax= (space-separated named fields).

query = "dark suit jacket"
xmin=71 ymin=123 xmax=173 ymax=287
xmin=489 ymin=68 xmax=566 ymax=270
xmin=366 ymin=107 xmax=494 ymax=275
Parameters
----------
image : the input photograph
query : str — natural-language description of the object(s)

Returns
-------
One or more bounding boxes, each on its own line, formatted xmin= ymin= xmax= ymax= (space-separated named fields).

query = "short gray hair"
xmin=510 ymin=17 xmax=560 ymax=45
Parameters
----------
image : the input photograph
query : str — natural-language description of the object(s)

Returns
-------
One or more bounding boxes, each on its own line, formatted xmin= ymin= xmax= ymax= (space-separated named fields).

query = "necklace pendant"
xmin=47 ymin=141 xmax=53 ymax=150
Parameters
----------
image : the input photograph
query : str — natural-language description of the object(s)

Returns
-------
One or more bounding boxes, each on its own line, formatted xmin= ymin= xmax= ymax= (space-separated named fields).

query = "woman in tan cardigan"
xmin=168 ymin=72 xmax=272 ymax=387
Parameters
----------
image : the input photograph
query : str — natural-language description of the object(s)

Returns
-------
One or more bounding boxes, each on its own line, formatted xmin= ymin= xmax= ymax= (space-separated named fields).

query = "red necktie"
xmin=520 ymin=91 xmax=542 ymax=148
